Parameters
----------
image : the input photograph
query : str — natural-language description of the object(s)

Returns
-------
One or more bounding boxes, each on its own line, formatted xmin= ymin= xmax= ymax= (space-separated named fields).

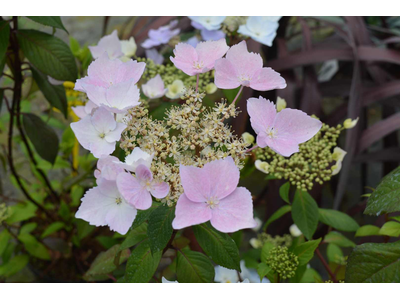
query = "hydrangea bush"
xmin=1 ymin=16 xmax=400 ymax=283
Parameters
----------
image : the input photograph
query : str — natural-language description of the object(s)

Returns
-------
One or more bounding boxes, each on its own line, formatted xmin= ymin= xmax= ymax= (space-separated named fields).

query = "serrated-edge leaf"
xmin=26 ymin=16 xmax=68 ymax=33
xmin=193 ymin=222 xmax=241 ymax=271
xmin=263 ymin=205 xmax=291 ymax=231
xmin=119 ymin=223 xmax=148 ymax=252
xmin=147 ymin=205 xmax=175 ymax=253
xmin=318 ymin=208 xmax=360 ymax=232
xmin=176 ymin=249 xmax=215 ymax=283
xmin=291 ymin=190 xmax=319 ymax=240
xmin=293 ymin=238 xmax=321 ymax=266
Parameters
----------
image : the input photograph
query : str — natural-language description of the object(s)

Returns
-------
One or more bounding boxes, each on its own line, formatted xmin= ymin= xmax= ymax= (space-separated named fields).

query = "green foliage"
xmin=379 ymin=221 xmax=400 ymax=237
xmin=0 ymin=21 xmax=10 ymax=65
xmin=257 ymin=262 xmax=272 ymax=281
xmin=193 ymin=222 xmax=241 ymax=271
xmin=84 ymin=244 xmax=130 ymax=281
xmin=176 ymin=249 xmax=215 ymax=283
xmin=263 ymin=205 xmax=291 ymax=231
xmin=22 ymin=113 xmax=59 ymax=164
xmin=300 ymin=267 xmax=322 ymax=283
xmin=326 ymin=244 xmax=345 ymax=264
xmin=17 ymin=29 xmax=77 ymax=81
xmin=41 ymin=222 xmax=65 ymax=239
xmin=31 ymin=67 xmax=68 ymax=117
xmin=20 ymin=222 xmax=37 ymax=234
xmin=0 ymin=230 xmax=11 ymax=257
xmin=119 ymin=223 xmax=148 ymax=252
xmin=291 ymin=190 xmax=319 ymax=240
xmin=318 ymin=208 xmax=359 ymax=232
xmin=293 ymin=238 xmax=321 ymax=266
xmin=6 ymin=201 xmax=37 ymax=224
xmin=26 ymin=17 xmax=68 ymax=33
xmin=346 ymin=241 xmax=400 ymax=283
xmin=0 ymin=255 xmax=29 ymax=278
xmin=125 ymin=241 xmax=162 ymax=283
xmin=261 ymin=242 xmax=275 ymax=262
xmin=365 ymin=166 xmax=400 ymax=215
xmin=18 ymin=233 xmax=51 ymax=260
xmin=355 ymin=225 xmax=381 ymax=237
xmin=279 ymin=182 xmax=291 ymax=204
xmin=324 ymin=231 xmax=356 ymax=248
xmin=147 ymin=205 xmax=175 ymax=253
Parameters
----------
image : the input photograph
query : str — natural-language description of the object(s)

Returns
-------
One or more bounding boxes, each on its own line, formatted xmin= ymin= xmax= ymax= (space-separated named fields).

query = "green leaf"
xmin=257 ymin=262 xmax=272 ymax=281
xmin=365 ymin=166 xmax=400 ymax=215
xmin=355 ymin=225 xmax=381 ymax=237
xmin=26 ymin=17 xmax=68 ymax=33
xmin=0 ymin=255 xmax=29 ymax=278
xmin=323 ymin=231 xmax=356 ymax=248
xmin=176 ymin=249 xmax=215 ymax=283
xmin=0 ymin=89 xmax=3 ymax=114
xmin=22 ymin=113 xmax=59 ymax=164
xmin=346 ymin=241 xmax=400 ymax=283
xmin=69 ymin=36 xmax=80 ymax=55
xmin=125 ymin=240 xmax=162 ymax=283
xmin=260 ymin=242 xmax=275 ymax=263
xmin=6 ymin=201 xmax=37 ymax=224
xmin=300 ymin=267 xmax=322 ymax=283
xmin=41 ymin=221 xmax=65 ymax=239
xmin=17 ymin=30 xmax=77 ymax=81
xmin=18 ymin=233 xmax=51 ymax=260
xmin=0 ymin=230 xmax=11 ymax=257
xmin=262 ymin=205 xmax=291 ymax=231
xmin=293 ymin=238 xmax=321 ymax=266
xmin=0 ymin=21 xmax=10 ymax=65
xmin=147 ymin=205 xmax=175 ymax=253
xmin=130 ymin=204 xmax=157 ymax=229
xmin=84 ymin=244 xmax=130 ymax=281
xmin=279 ymin=182 xmax=291 ymax=204
xmin=389 ymin=216 xmax=400 ymax=223
xmin=119 ymin=223 xmax=148 ymax=252
xmin=379 ymin=221 xmax=400 ymax=237
xmin=20 ymin=222 xmax=37 ymax=234
xmin=193 ymin=222 xmax=241 ymax=271
xmin=318 ymin=208 xmax=359 ymax=232
xmin=291 ymin=190 xmax=319 ymax=240
xmin=327 ymin=243 xmax=344 ymax=264
xmin=31 ymin=68 xmax=68 ymax=118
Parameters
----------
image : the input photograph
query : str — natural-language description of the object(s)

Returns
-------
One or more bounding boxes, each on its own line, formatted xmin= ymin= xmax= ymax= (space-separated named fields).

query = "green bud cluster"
xmin=0 ymin=203 xmax=10 ymax=223
xmin=136 ymin=57 xmax=214 ymax=92
xmin=266 ymin=246 xmax=299 ymax=280
xmin=255 ymin=123 xmax=342 ymax=191
xmin=257 ymin=233 xmax=292 ymax=248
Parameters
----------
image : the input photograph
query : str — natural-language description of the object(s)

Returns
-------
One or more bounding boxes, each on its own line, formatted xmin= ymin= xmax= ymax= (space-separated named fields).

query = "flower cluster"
xmin=266 ymin=246 xmax=299 ymax=280
xmin=250 ymin=233 xmax=293 ymax=249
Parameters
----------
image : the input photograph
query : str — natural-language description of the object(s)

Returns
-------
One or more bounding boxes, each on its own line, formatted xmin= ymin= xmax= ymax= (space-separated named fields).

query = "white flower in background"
xmin=162 ymin=277 xmax=178 ymax=283
xmin=255 ymin=160 xmax=270 ymax=174
xmin=252 ymin=217 xmax=263 ymax=232
xmin=166 ymin=79 xmax=185 ymax=99
xmin=240 ymin=261 xmax=270 ymax=283
xmin=249 ymin=238 xmax=263 ymax=249
xmin=318 ymin=60 xmax=339 ymax=82
xmin=205 ymin=83 xmax=217 ymax=94
xmin=190 ymin=20 xmax=226 ymax=42
xmin=238 ymin=16 xmax=281 ymax=46
xmin=142 ymin=75 xmax=167 ymax=99
xmin=114 ymin=147 xmax=153 ymax=173
xmin=188 ymin=16 xmax=226 ymax=31
xmin=289 ymin=224 xmax=303 ymax=237
xmin=145 ymin=49 xmax=164 ymax=65
xmin=331 ymin=147 xmax=347 ymax=176
xmin=242 ymin=132 xmax=255 ymax=145
xmin=276 ymin=97 xmax=287 ymax=112
xmin=120 ymin=37 xmax=137 ymax=57
xmin=214 ymin=266 xmax=239 ymax=283
xmin=343 ymin=117 xmax=359 ymax=129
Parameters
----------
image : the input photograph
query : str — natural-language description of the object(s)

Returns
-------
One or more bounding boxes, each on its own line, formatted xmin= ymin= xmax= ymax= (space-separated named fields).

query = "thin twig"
xmin=315 ymin=248 xmax=338 ymax=282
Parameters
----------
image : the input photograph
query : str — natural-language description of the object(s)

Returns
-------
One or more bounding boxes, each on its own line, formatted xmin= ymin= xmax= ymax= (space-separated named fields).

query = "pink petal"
xmin=105 ymin=200 xmax=137 ymax=235
xmin=203 ymin=156 xmax=239 ymax=200
xmin=195 ymin=39 xmax=229 ymax=71
xmin=172 ymin=194 xmax=212 ymax=230
xmin=89 ymin=139 xmax=116 ymax=158
xmin=225 ymin=40 xmax=262 ymax=80
xmin=116 ymin=60 xmax=146 ymax=85
xmin=150 ymin=181 xmax=169 ymax=199
xmin=91 ymin=107 xmax=116 ymax=133
xmin=75 ymin=186 xmax=110 ymax=227
xmin=249 ymin=67 xmax=287 ymax=91
xmin=179 ymin=164 xmax=210 ymax=202
xmin=247 ymin=96 xmax=276 ymax=134
xmin=214 ymin=58 xmax=240 ymax=89
xmin=104 ymin=80 xmax=140 ymax=113
xmin=170 ymin=43 xmax=198 ymax=76
xmin=95 ymin=155 xmax=125 ymax=181
xmin=104 ymin=122 xmax=127 ymax=143
xmin=255 ymin=131 xmax=269 ymax=148
xmin=82 ymin=84 xmax=108 ymax=107
xmin=116 ymin=172 xmax=152 ymax=210
xmin=87 ymin=52 xmax=123 ymax=87
xmin=71 ymin=106 xmax=87 ymax=119
xmin=210 ymin=187 xmax=257 ymax=233
xmin=135 ymin=164 xmax=153 ymax=182
xmin=274 ymin=108 xmax=322 ymax=144
xmin=89 ymin=30 xmax=124 ymax=60
xmin=265 ymin=136 xmax=300 ymax=157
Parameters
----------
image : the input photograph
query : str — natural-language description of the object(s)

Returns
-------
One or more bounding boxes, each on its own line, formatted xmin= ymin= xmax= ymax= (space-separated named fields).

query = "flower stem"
xmin=231 ymin=85 xmax=244 ymax=106
xmin=315 ymin=248 xmax=338 ymax=282
xmin=196 ymin=74 xmax=200 ymax=92
xmin=245 ymin=145 xmax=259 ymax=153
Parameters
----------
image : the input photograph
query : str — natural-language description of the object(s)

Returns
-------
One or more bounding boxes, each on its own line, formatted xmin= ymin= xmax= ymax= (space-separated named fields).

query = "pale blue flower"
xmin=238 ymin=16 xmax=281 ymax=46
xmin=142 ymin=20 xmax=180 ymax=49
xmin=188 ymin=16 xmax=226 ymax=31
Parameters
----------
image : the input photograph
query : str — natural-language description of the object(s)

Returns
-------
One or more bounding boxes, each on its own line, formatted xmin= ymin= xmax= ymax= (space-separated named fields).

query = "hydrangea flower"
xmin=70 ymin=107 xmax=127 ymax=158
xmin=188 ymin=16 xmax=226 ymax=31
xmin=75 ymin=53 xmax=145 ymax=113
xmin=191 ymin=21 xmax=226 ymax=41
xmin=117 ymin=165 xmax=169 ymax=210
xmin=75 ymin=178 xmax=137 ymax=235
xmin=89 ymin=30 xmax=137 ymax=60
xmin=71 ymin=100 xmax=97 ymax=119
xmin=114 ymin=147 xmax=153 ymax=172
xmin=172 ymin=157 xmax=257 ymax=233
xmin=94 ymin=155 xmax=125 ymax=181
xmin=170 ymin=39 xmax=229 ymax=76
xmin=142 ymin=20 xmax=180 ymax=49
xmin=238 ymin=17 xmax=281 ymax=46
xmin=247 ymin=96 xmax=322 ymax=157
xmin=145 ymin=49 xmax=164 ymax=65
xmin=142 ymin=74 xmax=167 ymax=99
xmin=166 ymin=79 xmax=185 ymax=99
xmin=214 ymin=40 xmax=286 ymax=91
xmin=214 ymin=261 xmax=269 ymax=283
xmin=186 ymin=36 xmax=200 ymax=48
